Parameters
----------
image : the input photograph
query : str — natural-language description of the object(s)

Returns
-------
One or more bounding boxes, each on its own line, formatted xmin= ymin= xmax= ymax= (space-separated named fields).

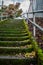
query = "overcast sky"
xmin=0 ymin=0 xmax=30 ymax=13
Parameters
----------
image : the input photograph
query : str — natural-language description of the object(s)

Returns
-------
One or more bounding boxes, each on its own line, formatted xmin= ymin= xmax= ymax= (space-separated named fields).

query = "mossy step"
xmin=0 ymin=30 xmax=26 ymax=32
xmin=0 ymin=21 xmax=24 ymax=25
xmin=0 ymin=36 xmax=29 ymax=41
xmin=0 ymin=33 xmax=28 ymax=37
xmin=0 ymin=58 xmax=36 ymax=65
xmin=0 ymin=24 xmax=25 ymax=30
xmin=0 ymin=32 xmax=28 ymax=35
xmin=0 ymin=55 xmax=36 ymax=60
xmin=0 ymin=22 xmax=24 ymax=26
xmin=0 ymin=56 xmax=28 ymax=59
xmin=0 ymin=45 xmax=32 ymax=49
xmin=0 ymin=50 xmax=36 ymax=60
xmin=0 ymin=26 xmax=25 ymax=29
xmin=0 ymin=29 xmax=25 ymax=31
xmin=0 ymin=32 xmax=27 ymax=34
xmin=1 ymin=21 xmax=24 ymax=24
xmin=0 ymin=24 xmax=25 ymax=27
xmin=0 ymin=31 xmax=26 ymax=34
xmin=0 ymin=45 xmax=33 ymax=54
xmin=0 ymin=39 xmax=31 ymax=47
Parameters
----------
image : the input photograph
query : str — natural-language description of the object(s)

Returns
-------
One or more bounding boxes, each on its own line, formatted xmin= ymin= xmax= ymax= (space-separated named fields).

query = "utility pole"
xmin=2 ymin=0 xmax=4 ymax=10
xmin=1 ymin=0 xmax=4 ymax=21
xmin=32 ymin=0 xmax=36 ymax=37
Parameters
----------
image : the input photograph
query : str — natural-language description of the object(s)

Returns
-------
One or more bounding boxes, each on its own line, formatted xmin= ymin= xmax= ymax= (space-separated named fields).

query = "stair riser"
xmin=0 ymin=29 xmax=25 ymax=31
xmin=0 ymin=31 xmax=27 ymax=34
xmin=0 ymin=48 xmax=33 ymax=55
xmin=0 ymin=59 xmax=37 ymax=65
xmin=0 ymin=41 xmax=31 ymax=47
xmin=0 ymin=34 xmax=28 ymax=37
xmin=0 ymin=37 xmax=29 ymax=41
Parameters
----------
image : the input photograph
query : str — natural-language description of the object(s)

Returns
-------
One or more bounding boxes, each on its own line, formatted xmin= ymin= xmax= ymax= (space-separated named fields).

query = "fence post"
xmin=1 ymin=13 xmax=3 ymax=21
xmin=27 ymin=13 xmax=29 ymax=24
xmin=33 ymin=12 xmax=36 ymax=37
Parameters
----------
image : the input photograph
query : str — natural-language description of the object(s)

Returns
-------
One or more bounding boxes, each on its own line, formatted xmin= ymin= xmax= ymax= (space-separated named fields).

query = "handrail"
xmin=22 ymin=10 xmax=43 ymax=15
xmin=21 ymin=10 xmax=43 ymax=37
xmin=21 ymin=10 xmax=43 ymax=33
xmin=28 ymin=18 xmax=43 ymax=31
xmin=21 ymin=16 xmax=43 ymax=32
xmin=28 ymin=10 xmax=43 ymax=14
xmin=0 ymin=11 xmax=43 ymax=32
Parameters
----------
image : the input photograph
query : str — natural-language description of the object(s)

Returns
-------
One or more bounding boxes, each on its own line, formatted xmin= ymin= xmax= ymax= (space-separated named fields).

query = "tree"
xmin=9 ymin=4 xmax=15 ymax=10
xmin=5 ymin=3 xmax=22 ymax=18
xmin=16 ymin=9 xmax=22 ymax=17
xmin=14 ymin=3 xmax=20 ymax=10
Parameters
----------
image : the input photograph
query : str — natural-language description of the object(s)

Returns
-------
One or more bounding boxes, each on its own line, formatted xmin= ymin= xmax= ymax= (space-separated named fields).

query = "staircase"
xmin=0 ymin=19 xmax=36 ymax=65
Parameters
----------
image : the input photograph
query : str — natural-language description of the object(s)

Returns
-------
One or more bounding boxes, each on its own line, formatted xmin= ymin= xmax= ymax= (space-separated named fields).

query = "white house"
xmin=28 ymin=0 xmax=43 ymax=18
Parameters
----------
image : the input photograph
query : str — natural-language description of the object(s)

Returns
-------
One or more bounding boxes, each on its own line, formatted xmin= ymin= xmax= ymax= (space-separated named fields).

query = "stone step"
xmin=0 ymin=33 xmax=28 ymax=37
xmin=0 ymin=39 xmax=31 ymax=47
xmin=0 ymin=31 xmax=27 ymax=34
xmin=0 ymin=36 xmax=29 ymax=41
xmin=0 ymin=45 xmax=33 ymax=54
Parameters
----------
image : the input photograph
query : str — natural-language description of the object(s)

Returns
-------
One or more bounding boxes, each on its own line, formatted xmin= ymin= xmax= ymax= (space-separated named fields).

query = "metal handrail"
xmin=0 ymin=11 xmax=43 ymax=32
xmin=21 ymin=10 xmax=43 ymax=37
xmin=28 ymin=18 xmax=43 ymax=31
xmin=22 ymin=10 xmax=43 ymax=15
xmin=21 ymin=16 xmax=43 ymax=31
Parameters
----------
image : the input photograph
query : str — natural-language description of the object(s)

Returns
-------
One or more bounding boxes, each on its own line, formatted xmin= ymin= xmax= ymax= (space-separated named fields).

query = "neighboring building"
xmin=28 ymin=0 xmax=43 ymax=18
xmin=28 ymin=0 xmax=43 ymax=47
xmin=36 ymin=0 xmax=43 ymax=10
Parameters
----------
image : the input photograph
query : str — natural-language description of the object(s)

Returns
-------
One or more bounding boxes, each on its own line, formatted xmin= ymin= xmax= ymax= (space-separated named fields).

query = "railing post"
xmin=33 ymin=12 xmax=36 ymax=37
xmin=1 ymin=13 xmax=3 ymax=21
xmin=6 ymin=15 xmax=7 ymax=19
xmin=27 ymin=13 xmax=29 ymax=24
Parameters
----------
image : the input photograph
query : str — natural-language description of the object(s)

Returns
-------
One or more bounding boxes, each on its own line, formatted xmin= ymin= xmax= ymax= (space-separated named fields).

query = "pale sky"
xmin=0 ymin=0 xmax=30 ymax=13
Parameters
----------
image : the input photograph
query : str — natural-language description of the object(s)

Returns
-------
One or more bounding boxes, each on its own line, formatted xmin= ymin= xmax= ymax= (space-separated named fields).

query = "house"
xmin=28 ymin=0 xmax=43 ymax=45
xmin=28 ymin=0 xmax=43 ymax=18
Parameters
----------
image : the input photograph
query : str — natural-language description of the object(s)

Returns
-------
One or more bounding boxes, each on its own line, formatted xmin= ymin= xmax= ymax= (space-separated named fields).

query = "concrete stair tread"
xmin=0 ymin=44 xmax=32 ymax=49
xmin=0 ymin=56 xmax=35 ymax=59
